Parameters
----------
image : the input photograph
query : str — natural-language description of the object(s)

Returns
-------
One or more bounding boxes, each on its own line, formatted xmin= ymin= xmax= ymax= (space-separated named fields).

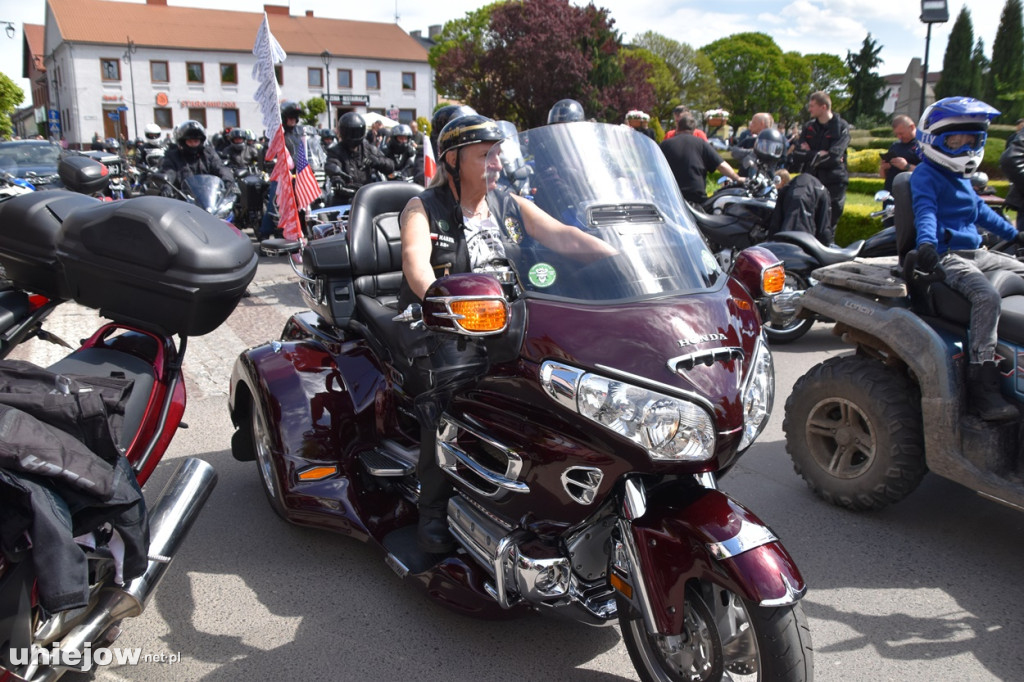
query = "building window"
xmin=308 ymin=67 xmax=323 ymax=88
xmin=220 ymin=63 xmax=238 ymax=85
xmin=275 ymin=65 xmax=283 ymax=86
xmin=223 ymin=109 xmax=240 ymax=129
xmin=154 ymin=108 xmax=173 ymax=129
xmin=186 ymin=62 xmax=204 ymax=84
xmin=366 ymin=71 xmax=380 ymax=90
xmin=150 ymin=61 xmax=169 ymax=83
xmin=100 ymin=58 xmax=120 ymax=81
xmin=399 ymin=108 xmax=416 ymax=124
xmin=187 ymin=108 xmax=207 ymax=128
xmin=338 ymin=69 xmax=352 ymax=89
xmin=401 ymin=72 xmax=415 ymax=91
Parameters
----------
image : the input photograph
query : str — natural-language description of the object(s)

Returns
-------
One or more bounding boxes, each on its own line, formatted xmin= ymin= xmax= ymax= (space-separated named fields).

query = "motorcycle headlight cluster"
xmin=540 ymin=362 xmax=715 ymax=462
xmin=738 ymin=336 xmax=775 ymax=451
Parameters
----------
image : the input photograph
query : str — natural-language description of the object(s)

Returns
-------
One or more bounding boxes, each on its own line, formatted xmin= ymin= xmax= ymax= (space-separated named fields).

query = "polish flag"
xmin=423 ymin=135 xmax=437 ymax=185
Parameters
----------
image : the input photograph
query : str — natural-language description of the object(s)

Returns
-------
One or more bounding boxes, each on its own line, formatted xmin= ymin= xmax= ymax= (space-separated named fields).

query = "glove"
xmin=916 ymin=243 xmax=940 ymax=274
xmin=1014 ymin=231 xmax=1024 ymax=246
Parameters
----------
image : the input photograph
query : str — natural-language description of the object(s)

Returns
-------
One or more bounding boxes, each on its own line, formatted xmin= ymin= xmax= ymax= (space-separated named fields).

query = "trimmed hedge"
xmin=834 ymin=203 xmax=880 ymax=246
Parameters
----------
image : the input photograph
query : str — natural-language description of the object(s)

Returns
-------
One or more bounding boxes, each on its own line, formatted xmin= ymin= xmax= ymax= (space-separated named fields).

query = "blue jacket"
xmin=912 ymin=158 xmax=1017 ymax=254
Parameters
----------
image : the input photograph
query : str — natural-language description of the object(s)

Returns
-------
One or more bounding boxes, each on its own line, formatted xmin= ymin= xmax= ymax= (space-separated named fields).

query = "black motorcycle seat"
xmin=48 ymin=347 xmax=156 ymax=450
xmin=773 ymin=231 xmax=863 ymax=265
xmin=914 ymin=269 xmax=1024 ymax=343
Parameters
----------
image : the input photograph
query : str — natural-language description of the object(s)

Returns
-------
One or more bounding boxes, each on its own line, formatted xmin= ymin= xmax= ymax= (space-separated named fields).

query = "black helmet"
xmin=319 ymin=127 xmax=337 ymax=143
xmin=754 ymin=128 xmax=785 ymax=165
xmin=280 ymin=101 xmax=303 ymax=123
xmin=547 ymin=99 xmax=585 ymax=124
xmin=338 ymin=112 xmax=366 ymax=148
xmin=437 ymin=114 xmax=504 ymax=159
xmin=175 ymin=120 xmax=206 ymax=147
xmin=430 ymin=104 xmax=477 ymax=151
xmin=229 ymin=128 xmax=245 ymax=143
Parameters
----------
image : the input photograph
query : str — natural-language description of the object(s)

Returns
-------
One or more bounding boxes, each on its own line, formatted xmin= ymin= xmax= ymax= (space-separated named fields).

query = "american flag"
xmin=293 ymin=135 xmax=322 ymax=210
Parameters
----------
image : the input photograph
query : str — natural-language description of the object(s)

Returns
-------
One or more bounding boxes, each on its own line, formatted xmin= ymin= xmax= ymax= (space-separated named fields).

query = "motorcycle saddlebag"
xmin=0 ymin=191 xmax=101 ymax=299
xmin=300 ymin=233 xmax=355 ymax=328
xmin=56 ymin=196 xmax=258 ymax=336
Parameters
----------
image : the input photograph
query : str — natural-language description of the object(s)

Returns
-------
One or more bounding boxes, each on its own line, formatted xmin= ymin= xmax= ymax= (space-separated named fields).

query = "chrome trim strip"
xmin=705 ymin=519 xmax=778 ymax=560
xmin=438 ymin=440 xmax=530 ymax=495
xmin=621 ymin=477 xmax=647 ymax=520
xmin=617 ymin=518 xmax=660 ymax=634
xmin=441 ymin=414 xmax=526 ymax=481
xmin=594 ymin=363 xmax=717 ymax=413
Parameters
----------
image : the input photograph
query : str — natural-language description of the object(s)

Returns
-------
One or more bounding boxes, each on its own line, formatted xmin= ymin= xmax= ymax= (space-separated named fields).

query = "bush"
xmin=834 ymin=203 xmax=880 ymax=246
xmin=869 ymin=126 xmax=891 ymax=137
xmin=847 ymin=149 xmax=882 ymax=174
xmin=848 ymin=176 xmax=884 ymax=194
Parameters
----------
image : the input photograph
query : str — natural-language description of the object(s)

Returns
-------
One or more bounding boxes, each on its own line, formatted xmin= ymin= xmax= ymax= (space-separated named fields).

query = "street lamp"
xmin=1 ymin=22 xmax=15 ymax=39
xmin=320 ymin=50 xmax=332 ymax=130
xmin=919 ymin=0 xmax=949 ymax=119
xmin=122 ymin=37 xmax=138 ymax=142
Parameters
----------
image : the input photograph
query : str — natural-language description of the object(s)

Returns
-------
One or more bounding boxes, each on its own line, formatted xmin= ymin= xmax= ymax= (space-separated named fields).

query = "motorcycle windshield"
xmin=485 ymin=123 xmax=721 ymax=301
xmin=184 ymin=174 xmax=225 ymax=213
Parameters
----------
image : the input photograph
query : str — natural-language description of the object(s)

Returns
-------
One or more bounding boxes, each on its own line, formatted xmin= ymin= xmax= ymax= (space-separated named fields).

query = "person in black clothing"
xmin=384 ymin=124 xmax=417 ymax=179
xmin=221 ymin=128 xmax=258 ymax=171
xmin=1001 ymin=130 xmax=1024 ymax=230
xmin=398 ymin=114 xmax=616 ymax=553
xmin=159 ymin=120 xmax=238 ymax=196
xmin=324 ymin=112 xmax=394 ymax=203
xmin=879 ymin=114 xmax=922 ymax=191
xmin=659 ymin=112 xmax=742 ymax=206
xmin=769 ymin=170 xmax=832 ymax=243
xmin=791 ymin=91 xmax=850 ymax=232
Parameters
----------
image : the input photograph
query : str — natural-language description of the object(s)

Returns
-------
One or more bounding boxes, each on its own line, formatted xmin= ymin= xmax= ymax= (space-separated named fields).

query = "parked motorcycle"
xmin=231 ymin=164 xmax=268 ymax=234
xmin=230 ymin=122 xmax=811 ymax=680
xmin=0 ymin=157 xmax=257 ymax=682
xmin=151 ymin=173 xmax=236 ymax=221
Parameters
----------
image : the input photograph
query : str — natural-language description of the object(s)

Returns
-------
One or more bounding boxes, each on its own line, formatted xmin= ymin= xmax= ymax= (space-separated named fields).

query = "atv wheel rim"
xmin=805 ymin=397 xmax=876 ymax=479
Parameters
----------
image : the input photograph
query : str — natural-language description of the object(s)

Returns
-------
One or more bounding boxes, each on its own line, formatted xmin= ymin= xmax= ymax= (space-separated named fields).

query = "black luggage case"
xmin=57 ymin=196 xmax=258 ymax=336
xmin=0 ymin=191 xmax=101 ymax=299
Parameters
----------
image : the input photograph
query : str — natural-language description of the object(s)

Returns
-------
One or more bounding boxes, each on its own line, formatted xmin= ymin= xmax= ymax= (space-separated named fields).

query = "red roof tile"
xmin=48 ymin=0 xmax=428 ymax=62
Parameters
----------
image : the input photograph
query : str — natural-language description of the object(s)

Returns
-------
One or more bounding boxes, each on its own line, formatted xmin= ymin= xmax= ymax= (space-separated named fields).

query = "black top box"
xmin=0 ymin=191 xmax=102 ymax=298
xmin=56 ymin=196 xmax=258 ymax=336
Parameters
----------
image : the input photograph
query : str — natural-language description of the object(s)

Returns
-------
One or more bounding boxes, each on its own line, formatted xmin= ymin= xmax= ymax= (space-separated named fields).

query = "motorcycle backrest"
xmin=347 ymin=181 xmax=424 ymax=300
xmin=892 ymin=171 xmax=916 ymax=264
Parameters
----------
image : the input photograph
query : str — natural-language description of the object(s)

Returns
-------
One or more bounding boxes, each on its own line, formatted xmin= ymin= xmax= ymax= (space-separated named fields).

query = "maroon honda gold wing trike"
xmin=229 ymin=123 xmax=812 ymax=681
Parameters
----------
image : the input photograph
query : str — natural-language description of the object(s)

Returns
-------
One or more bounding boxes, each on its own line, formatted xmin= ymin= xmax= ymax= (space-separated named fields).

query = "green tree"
xmin=805 ymin=53 xmax=849 ymax=104
xmin=970 ymin=39 xmax=990 ymax=100
xmin=621 ymin=46 xmax=675 ymax=124
xmin=844 ymin=34 xmax=886 ymax=126
xmin=988 ymin=0 xmax=1024 ymax=121
xmin=631 ymin=32 xmax=721 ymax=114
xmin=431 ymin=0 xmax=643 ymax=128
xmin=935 ymin=7 xmax=975 ymax=99
xmin=780 ymin=51 xmax=812 ymax=127
xmin=301 ymin=97 xmax=326 ymax=127
xmin=700 ymin=32 xmax=792 ymax=124
xmin=0 ymin=73 xmax=25 ymax=140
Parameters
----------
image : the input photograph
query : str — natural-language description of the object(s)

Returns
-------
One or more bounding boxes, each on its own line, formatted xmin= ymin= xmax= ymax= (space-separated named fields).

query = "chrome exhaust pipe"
xmin=30 ymin=457 xmax=217 ymax=681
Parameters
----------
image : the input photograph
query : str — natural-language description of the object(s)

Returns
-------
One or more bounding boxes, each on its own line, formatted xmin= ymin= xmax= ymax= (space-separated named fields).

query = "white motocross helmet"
xmin=144 ymin=123 xmax=162 ymax=141
xmin=916 ymin=96 xmax=1000 ymax=177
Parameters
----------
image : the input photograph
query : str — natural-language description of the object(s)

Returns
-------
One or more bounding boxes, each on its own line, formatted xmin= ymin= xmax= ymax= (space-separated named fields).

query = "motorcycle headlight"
xmin=738 ymin=336 xmax=774 ymax=451
xmin=541 ymin=362 xmax=715 ymax=462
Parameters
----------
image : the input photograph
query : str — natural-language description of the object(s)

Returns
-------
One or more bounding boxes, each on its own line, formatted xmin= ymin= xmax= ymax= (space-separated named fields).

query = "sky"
xmin=0 ymin=0 xmax=1009 ymax=108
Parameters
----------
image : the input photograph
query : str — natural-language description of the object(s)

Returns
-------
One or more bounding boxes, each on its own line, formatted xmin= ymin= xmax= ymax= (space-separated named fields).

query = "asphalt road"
xmin=19 ymin=253 xmax=1024 ymax=682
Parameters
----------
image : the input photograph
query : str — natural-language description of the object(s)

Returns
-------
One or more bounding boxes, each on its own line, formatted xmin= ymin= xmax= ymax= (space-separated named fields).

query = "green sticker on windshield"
xmin=528 ymin=262 xmax=557 ymax=288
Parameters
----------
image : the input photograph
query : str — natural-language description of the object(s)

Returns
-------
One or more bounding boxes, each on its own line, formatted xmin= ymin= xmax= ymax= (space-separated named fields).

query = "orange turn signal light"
xmin=298 ymin=465 xmax=338 ymax=481
xmin=610 ymin=572 xmax=633 ymax=599
xmin=762 ymin=265 xmax=786 ymax=296
xmin=450 ymin=299 xmax=507 ymax=333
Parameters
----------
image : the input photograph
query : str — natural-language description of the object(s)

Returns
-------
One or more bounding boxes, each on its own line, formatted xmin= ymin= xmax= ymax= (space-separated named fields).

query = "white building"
xmin=43 ymin=0 xmax=434 ymax=147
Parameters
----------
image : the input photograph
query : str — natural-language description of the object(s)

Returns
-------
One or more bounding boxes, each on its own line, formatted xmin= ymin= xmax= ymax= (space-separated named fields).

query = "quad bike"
xmin=784 ymin=172 xmax=1024 ymax=512
xmin=230 ymin=122 xmax=812 ymax=681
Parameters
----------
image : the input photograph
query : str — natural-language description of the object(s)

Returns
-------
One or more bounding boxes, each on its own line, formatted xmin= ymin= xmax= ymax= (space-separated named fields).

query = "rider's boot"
xmin=416 ymin=428 xmax=455 ymax=554
xmin=967 ymin=362 xmax=1018 ymax=422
